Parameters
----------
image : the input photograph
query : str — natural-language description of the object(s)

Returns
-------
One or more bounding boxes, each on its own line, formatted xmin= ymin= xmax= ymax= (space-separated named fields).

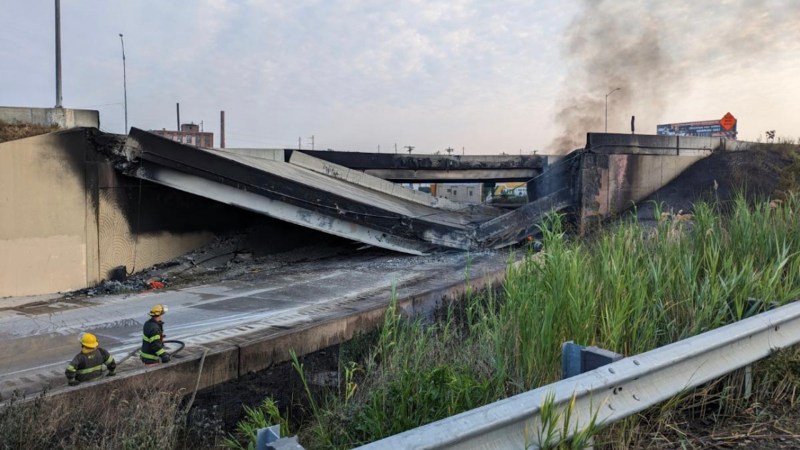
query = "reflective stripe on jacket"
xmin=141 ymin=318 xmax=166 ymax=362
xmin=65 ymin=347 xmax=116 ymax=382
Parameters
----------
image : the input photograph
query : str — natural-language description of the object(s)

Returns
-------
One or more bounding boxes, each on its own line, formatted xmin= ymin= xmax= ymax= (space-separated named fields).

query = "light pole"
xmin=605 ymin=87 xmax=621 ymax=133
xmin=55 ymin=0 xmax=62 ymax=107
xmin=119 ymin=33 xmax=128 ymax=132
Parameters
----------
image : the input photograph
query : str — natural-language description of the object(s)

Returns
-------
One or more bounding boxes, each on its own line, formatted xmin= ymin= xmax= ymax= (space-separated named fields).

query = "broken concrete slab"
xmin=122 ymin=129 xmax=558 ymax=254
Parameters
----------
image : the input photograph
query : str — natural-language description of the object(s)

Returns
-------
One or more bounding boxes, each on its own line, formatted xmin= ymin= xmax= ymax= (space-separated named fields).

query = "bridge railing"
xmin=356 ymin=300 xmax=800 ymax=450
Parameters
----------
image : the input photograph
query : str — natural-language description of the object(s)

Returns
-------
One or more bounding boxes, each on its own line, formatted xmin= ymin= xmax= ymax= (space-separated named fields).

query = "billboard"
xmin=657 ymin=112 xmax=738 ymax=139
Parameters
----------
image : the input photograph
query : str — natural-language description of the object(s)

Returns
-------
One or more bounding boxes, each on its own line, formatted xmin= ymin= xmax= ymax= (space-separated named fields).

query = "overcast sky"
xmin=2 ymin=1 xmax=799 ymax=153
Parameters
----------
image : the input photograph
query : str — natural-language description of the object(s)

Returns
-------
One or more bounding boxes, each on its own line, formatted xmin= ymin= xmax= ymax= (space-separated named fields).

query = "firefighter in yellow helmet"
xmin=65 ymin=332 xmax=117 ymax=386
xmin=141 ymin=304 xmax=171 ymax=365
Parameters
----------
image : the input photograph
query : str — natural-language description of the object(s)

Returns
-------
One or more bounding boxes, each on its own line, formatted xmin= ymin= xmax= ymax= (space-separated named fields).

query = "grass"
xmin=8 ymin=179 xmax=800 ymax=448
xmin=13 ymin=189 xmax=797 ymax=449
xmin=222 ymin=398 xmax=288 ymax=450
xmin=0 ymin=120 xmax=59 ymax=144
xmin=0 ymin=379 xmax=194 ymax=450
xmin=227 ymin=191 xmax=800 ymax=449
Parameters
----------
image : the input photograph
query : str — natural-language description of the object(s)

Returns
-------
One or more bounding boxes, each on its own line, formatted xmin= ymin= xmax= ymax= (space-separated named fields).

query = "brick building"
xmin=150 ymin=123 xmax=213 ymax=148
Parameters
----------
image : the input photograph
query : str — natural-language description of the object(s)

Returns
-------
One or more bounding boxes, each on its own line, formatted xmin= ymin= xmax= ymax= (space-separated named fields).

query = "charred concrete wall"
xmin=95 ymin=167 xmax=216 ymax=281
xmin=578 ymin=133 xmax=723 ymax=230
xmin=585 ymin=133 xmax=752 ymax=154
xmin=0 ymin=129 xmax=265 ymax=298
xmin=0 ymin=106 xmax=99 ymax=129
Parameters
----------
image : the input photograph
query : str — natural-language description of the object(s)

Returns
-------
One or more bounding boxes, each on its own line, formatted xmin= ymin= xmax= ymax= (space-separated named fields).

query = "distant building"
xmin=431 ymin=183 xmax=483 ymax=204
xmin=150 ymin=123 xmax=214 ymax=148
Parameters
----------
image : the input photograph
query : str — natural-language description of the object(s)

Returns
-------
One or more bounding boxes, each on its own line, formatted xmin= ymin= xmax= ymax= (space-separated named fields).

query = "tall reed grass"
xmin=229 ymin=193 xmax=800 ymax=449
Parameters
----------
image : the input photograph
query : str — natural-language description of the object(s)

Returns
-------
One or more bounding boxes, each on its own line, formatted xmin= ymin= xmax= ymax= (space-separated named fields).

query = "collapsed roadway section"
xmin=121 ymin=128 xmax=574 ymax=255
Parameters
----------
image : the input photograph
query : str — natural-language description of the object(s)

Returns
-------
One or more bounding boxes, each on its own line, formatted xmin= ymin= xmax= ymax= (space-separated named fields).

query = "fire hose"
xmin=110 ymin=339 xmax=207 ymax=415
xmin=115 ymin=339 xmax=185 ymax=366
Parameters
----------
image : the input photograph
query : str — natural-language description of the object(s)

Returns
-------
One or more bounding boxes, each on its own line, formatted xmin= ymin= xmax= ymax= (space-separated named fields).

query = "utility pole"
xmin=404 ymin=145 xmax=415 ymax=154
xmin=446 ymin=147 xmax=454 ymax=155
xmin=176 ymin=103 xmax=180 ymax=130
xmin=308 ymin=135 xmax=315 ymax=150
xmin=220 ymin=110 xmax=225 ymax=148
xmin=119 ymin=33 xmax=128 ymax=132
xmin=377 ymin=145 xmax=380 ymax=153
xmin=394 ymin=143 xmax=398 ymax=154
xmin=55 ymin=0 xmax=62 ymax=108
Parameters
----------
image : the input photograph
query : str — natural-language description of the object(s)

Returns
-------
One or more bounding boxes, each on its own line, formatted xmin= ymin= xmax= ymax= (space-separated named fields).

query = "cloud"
xmin=2 ymin=1 xmax=798 ymax=150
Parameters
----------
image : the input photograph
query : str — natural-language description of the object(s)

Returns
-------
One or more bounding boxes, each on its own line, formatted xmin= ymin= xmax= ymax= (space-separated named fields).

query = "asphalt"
xmin=0 ymin=249 xmax=511 ymax=400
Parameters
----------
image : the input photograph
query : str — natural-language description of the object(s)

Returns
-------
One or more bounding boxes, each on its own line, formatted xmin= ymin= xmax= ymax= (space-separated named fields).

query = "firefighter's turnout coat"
xmin=65 ymin=348 xmax=116 ymax=383
xmin=141 ymin=317 xmax=167 ymax=363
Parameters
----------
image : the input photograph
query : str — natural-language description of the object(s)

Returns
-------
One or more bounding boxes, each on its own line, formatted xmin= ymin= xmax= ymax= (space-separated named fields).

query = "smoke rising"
xmin=550 ymin=0 xmax=800 ymax=153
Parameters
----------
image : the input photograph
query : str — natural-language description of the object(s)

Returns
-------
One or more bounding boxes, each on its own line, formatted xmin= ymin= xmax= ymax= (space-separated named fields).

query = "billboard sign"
xmin=657 ymin=112 xmax=737 ymax=139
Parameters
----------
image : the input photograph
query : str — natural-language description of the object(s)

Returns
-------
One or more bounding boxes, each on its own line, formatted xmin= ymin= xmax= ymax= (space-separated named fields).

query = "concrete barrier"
xmin=0 ymin=106 xmax=99 ymax=129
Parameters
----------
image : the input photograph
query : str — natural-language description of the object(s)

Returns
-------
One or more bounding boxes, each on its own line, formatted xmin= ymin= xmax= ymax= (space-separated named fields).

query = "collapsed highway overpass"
xmin=0 ymin=126 xmax=747 ymax=297
xmin=122 ymin=128 xmax=572 ymax=255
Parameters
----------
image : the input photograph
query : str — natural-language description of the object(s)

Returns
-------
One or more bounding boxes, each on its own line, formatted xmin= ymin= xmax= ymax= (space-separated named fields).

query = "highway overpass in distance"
xmin=268 ymin=149 xmax=544 ymax=183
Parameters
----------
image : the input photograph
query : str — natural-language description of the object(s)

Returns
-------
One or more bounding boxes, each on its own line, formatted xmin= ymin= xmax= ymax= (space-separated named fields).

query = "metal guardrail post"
xmin=357 ymin=300 xmax=800 ymax=450
xmin=256 ymin=425 xmax=305 ymax=450
xmin=561 ymin=341 xmax=623 ymax=379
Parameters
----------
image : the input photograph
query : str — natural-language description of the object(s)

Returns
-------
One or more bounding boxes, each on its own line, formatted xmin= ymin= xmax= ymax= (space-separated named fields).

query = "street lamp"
xmin=119 ymin=33 xmax=128 ymax=132
xmin=605 ymin=87 xmax=621 ymax=133
xmin=55 ymin=0 xmax=62 ymax=107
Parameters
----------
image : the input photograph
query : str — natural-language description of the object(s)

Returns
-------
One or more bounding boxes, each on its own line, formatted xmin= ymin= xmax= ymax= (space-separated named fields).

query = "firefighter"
xmin=141 ymin=304 xmax=171 ymax=365
xmin=65 ymin=332 xmax=116 ymax=386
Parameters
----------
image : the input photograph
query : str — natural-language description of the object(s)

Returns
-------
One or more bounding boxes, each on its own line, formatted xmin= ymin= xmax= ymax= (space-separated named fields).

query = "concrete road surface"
xmin=0 ymin=250 xmax=510 ymax=400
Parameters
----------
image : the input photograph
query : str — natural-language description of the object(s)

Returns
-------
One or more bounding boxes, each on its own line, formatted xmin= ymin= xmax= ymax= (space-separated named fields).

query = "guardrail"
xmin=357 ymin=300 xmax=800 ymax=449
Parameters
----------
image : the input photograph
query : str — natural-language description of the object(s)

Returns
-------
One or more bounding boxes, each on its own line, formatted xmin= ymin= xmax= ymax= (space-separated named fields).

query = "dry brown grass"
xmin=602 ymin=346 xmax=800 ymax=449
xmin=0 ymin=120 xmax=59 ymax=144
xmin=0 ymin=374 xmax=222 ymax=450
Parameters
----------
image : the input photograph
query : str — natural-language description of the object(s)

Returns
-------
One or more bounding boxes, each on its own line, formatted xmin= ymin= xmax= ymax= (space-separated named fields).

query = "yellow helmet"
xmin=149 ymin=304 xmax=168 ymax=317
xmin=79 ymin=332 xmax=99 ymax=349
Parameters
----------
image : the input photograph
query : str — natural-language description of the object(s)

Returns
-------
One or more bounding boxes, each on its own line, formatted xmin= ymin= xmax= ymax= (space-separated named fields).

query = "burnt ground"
xmin=185 ymin=345 xmax=343 ymax=447
xmin=185 ymin=328 xmax=382 ymax=447
xmin=633 ymin=144 xmax=799 ymax=222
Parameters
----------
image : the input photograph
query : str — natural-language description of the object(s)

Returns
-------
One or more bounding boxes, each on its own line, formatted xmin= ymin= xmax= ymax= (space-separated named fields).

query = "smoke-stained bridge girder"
xmin=122 ymin=129 xmax=571 ymax=254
